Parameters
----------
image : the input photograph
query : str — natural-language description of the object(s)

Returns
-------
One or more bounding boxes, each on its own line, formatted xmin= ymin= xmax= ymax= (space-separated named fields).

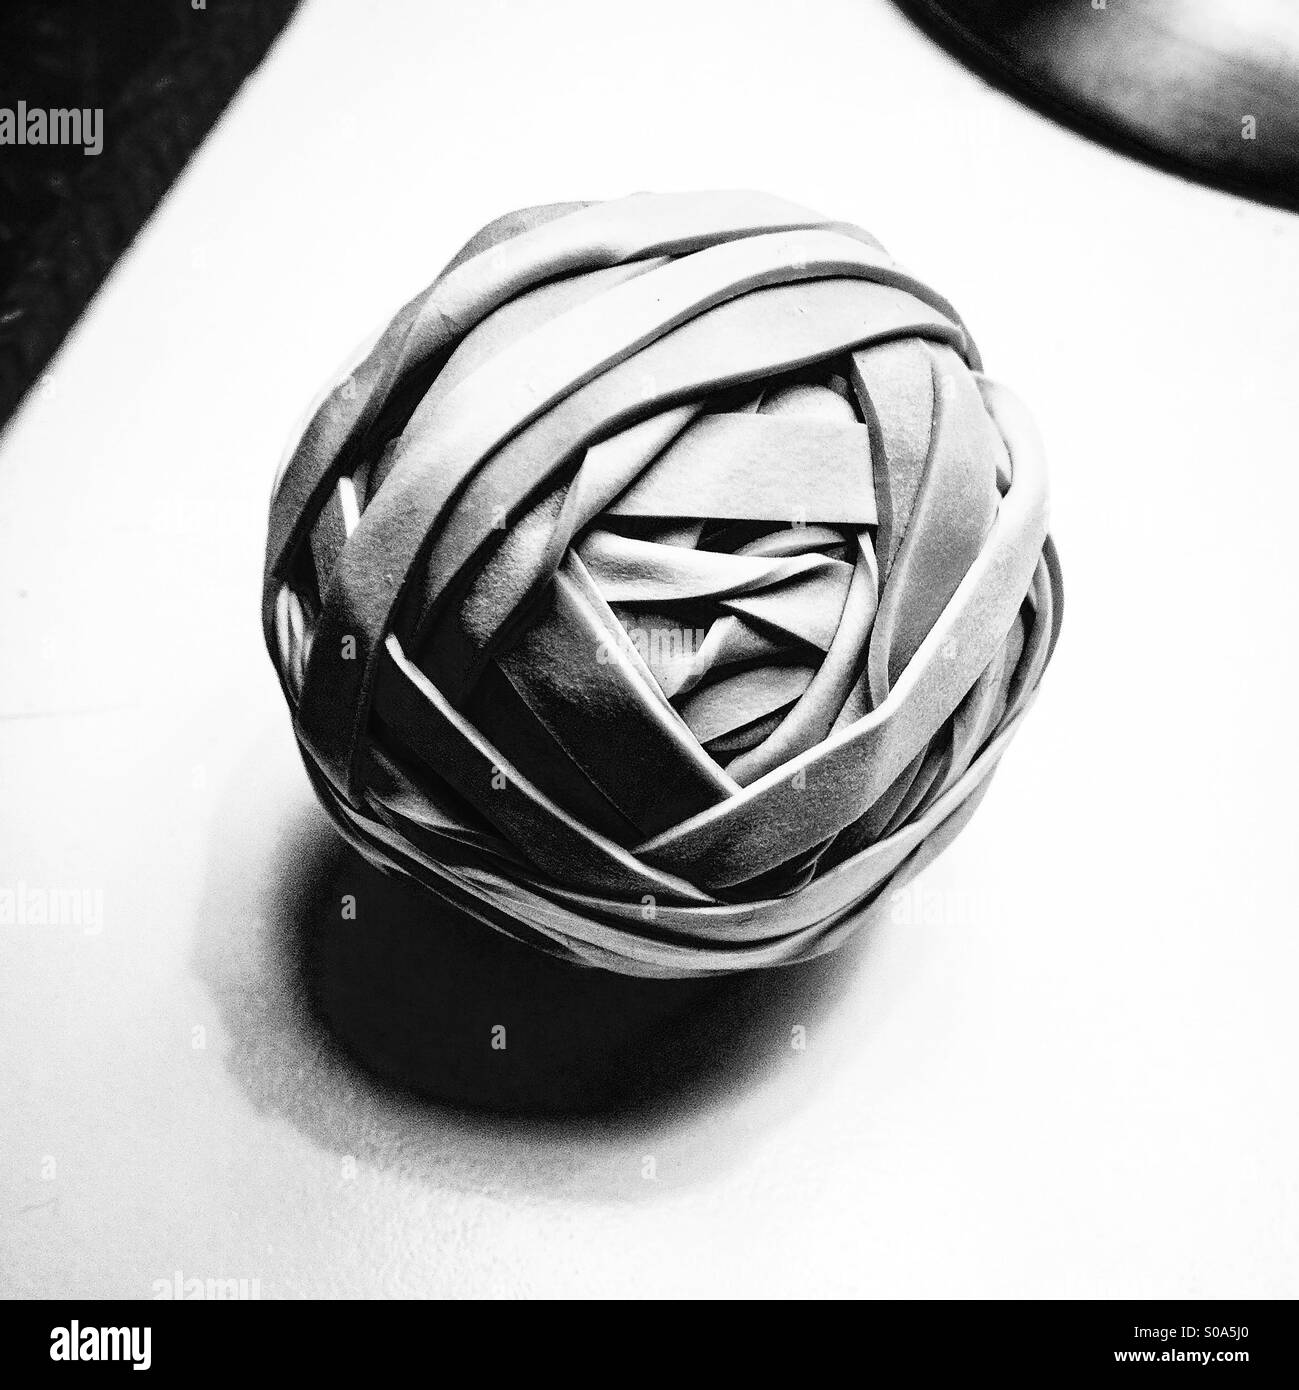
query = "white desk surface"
xmin=2 ymin=0 xmax=1297 ymax=1299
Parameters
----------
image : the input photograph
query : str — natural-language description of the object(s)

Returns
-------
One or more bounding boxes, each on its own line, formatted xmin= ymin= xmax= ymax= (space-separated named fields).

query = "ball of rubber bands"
xmin=263 ymin=191 xmax=1063 ymax=978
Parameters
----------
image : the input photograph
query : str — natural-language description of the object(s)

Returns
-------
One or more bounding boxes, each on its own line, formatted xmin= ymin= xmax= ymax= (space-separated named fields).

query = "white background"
xmin=2 ymin=0 xmax=1297 ymax=1298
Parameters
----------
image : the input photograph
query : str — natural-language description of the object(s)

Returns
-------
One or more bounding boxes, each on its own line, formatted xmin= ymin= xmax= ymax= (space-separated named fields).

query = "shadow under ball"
xmin=263 ymin=191 xmax=1064 ymax=978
